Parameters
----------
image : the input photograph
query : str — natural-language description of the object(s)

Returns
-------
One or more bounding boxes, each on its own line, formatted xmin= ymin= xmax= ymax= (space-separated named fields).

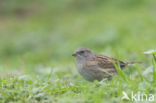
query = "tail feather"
xmin=126 ymin=61 xmax=142 ymax=65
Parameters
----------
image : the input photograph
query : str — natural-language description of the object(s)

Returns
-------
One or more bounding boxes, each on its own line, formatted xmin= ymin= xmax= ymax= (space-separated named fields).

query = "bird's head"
xmin=72 ymin=48 xmax=95 ymax=61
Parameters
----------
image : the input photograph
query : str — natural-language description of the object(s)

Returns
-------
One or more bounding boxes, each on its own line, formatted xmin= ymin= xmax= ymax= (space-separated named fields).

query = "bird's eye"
xmin=79 ymin=51 xmax=84 ymax=54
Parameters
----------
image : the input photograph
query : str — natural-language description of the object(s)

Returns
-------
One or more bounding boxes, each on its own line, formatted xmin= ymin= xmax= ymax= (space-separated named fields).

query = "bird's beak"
xmin=72 ymin=52 xmax=77 ymax=56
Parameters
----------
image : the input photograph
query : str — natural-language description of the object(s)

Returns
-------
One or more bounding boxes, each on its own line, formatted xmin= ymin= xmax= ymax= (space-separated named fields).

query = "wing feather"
xmin=92 ymin=54 xmax=126 ymax=69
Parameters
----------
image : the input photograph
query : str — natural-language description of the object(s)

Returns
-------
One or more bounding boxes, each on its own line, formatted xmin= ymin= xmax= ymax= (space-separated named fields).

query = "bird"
xmin=72 ymin=47 xmax=140 ymax=82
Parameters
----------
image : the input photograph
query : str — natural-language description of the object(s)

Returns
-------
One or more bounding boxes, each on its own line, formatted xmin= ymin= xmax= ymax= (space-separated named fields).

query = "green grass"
xmin=0 ymin=0 xmax=156 ymax=103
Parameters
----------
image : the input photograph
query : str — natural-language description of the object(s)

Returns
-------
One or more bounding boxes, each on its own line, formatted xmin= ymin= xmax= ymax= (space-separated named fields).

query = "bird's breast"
xmin=76 ymin=62 xmax=97 ymax=81
xmin=76 ymin=63 xmax=84 ymax=73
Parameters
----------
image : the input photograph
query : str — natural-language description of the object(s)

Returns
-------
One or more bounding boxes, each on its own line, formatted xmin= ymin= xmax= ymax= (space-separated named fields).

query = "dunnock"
xmin=72 ymin=48 xmax=139 ymax=82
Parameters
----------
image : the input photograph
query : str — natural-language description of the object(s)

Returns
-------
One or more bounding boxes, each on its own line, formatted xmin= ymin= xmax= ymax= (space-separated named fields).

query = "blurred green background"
xmin=0 ymin=0 xmax=156 ymax=70
xmin=0 ymin=0 xmax=156 ymax=60
xmin=0 ymin=0 xmax=156 ymax=103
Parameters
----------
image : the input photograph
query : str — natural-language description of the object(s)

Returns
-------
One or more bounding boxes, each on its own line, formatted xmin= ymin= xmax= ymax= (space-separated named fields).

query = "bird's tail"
xmin=126 ymin=61 xmax=142 ymax=65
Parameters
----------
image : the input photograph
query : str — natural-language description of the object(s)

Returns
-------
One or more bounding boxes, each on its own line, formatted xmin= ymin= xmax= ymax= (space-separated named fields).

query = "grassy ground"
xmin=0 ymin=0 xmax=156 ymax=103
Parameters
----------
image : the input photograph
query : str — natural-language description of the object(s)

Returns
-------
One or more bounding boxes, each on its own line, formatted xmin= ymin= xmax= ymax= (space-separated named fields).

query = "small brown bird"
xmin=72 ymin=48 xmax=139 ymax=82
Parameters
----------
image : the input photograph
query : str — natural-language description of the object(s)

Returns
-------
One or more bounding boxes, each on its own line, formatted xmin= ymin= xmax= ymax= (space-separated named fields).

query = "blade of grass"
xmin=100 ymin=69 xmax=113 ymax=76
xmin=152 ymin=58 xmax=156 ymax=82
xmin=153 ymin=54 xmax=156 ymax=62
xmin=112 ymin=61 xmax=128 ymax=81
xmin=136 ymin=64 xmax=144 ymax=81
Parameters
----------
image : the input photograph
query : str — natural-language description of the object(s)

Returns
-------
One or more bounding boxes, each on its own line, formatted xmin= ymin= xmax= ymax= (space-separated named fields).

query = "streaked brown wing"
xmin=93 ymin=54 xmax=126 ymax=69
